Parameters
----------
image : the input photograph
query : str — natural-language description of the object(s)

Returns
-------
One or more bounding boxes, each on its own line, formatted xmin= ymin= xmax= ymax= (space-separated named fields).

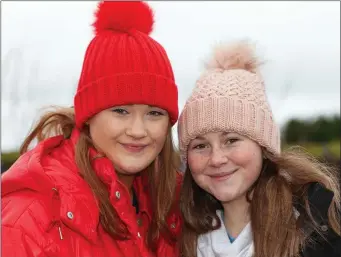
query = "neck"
xmin=117 ymin=173 xmax=136 ymax=199
xmin=222 ymin=194 xmax=250 ymax=238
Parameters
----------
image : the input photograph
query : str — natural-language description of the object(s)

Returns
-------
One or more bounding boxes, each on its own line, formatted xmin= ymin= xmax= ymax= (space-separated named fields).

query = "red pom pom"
xmin=93 ymin=1 xmax=154 ymax=35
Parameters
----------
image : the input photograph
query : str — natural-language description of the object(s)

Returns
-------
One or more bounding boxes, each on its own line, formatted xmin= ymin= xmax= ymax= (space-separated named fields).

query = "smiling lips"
xmin=121 ymin=143 xmax=148 ymax=153
xmin=210 ymin=169 xmax=237 ymax=181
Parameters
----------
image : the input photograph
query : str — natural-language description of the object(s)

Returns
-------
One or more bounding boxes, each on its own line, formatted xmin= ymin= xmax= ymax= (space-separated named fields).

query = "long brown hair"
xmin=20 ymin=106 xmax=181 ymax=250
xmin=180 ymin=147 xmax=340 ymax=257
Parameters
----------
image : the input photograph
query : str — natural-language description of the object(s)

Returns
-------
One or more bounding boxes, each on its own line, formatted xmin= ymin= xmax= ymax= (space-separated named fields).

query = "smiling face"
xmin=88 ymin=104 xmax=169 ymax=175
xmin=187 ymin=131 xmax=263 ymax=203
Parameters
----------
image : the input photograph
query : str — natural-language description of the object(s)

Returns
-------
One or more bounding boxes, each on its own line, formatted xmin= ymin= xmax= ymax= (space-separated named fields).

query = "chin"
xmin=111 ymin=152 xmax=156 ymax=175
xmin=118 ymin=165 xmax=144 ymax=175
xmin=215 ymin=195 xmax=234 ymax=203
xmin=211 ymin=189 xmax=237 ymax=203
xmin=119 ymin=160 xmax=153 ymax=174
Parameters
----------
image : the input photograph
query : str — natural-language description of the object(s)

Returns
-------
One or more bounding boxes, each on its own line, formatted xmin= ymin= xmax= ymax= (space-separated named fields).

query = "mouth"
xmin=121 ymin=143 xmax=148 ymax=153
xmin=210 ymin=169 xmax=238 ymax=181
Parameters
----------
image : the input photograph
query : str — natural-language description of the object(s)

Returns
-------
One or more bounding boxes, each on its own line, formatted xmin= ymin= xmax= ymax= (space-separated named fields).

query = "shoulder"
xmin=303 ymin=230 xmax=341 ymax=257
xmin=2 ymin=188 xmax=56 ymax=255
xmin=300 ymin=183 xmax=341 ymax=257
xmin=2 ymin=136 xmax=100 ymax=240
xmin=2 ymin=225 xmax=47 ymax=257
xmin=2 ymin=135 xmax=83 ymax=198
xmin=1 ymin=138 xmax=64 ymax=228
xmin=2 ymin=189 xmax=53 ymax=228
xmin=1 ymin=135 xmax=71 ymax=195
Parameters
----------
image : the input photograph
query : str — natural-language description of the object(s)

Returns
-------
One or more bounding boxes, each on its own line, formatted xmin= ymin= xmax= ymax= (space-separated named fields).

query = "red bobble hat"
xmin=74 ymin=1 xmax=178 ymax=128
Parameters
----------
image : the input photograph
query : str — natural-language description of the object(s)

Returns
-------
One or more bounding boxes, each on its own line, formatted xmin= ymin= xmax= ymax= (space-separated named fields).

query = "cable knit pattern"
xmin=178 ymin=41 xmax=280 ymax=161
xmin=187 ymin=70 xmax=268 ymax=108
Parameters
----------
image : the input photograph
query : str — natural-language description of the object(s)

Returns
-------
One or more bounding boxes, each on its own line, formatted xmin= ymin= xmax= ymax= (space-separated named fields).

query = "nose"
xmin=209 ymin=147 xmax=228 ymax=168
xmin=126 ymin=116 xmax=148 ymax=139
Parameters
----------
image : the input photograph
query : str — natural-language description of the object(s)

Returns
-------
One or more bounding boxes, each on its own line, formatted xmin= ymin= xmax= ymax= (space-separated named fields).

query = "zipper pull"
xmin=58 ymin=225 xmax=64 ymax=240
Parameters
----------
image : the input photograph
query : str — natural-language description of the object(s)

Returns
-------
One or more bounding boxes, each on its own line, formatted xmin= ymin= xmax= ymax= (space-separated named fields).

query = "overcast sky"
xmin=2 ymin=1 xmax=340 ymax=151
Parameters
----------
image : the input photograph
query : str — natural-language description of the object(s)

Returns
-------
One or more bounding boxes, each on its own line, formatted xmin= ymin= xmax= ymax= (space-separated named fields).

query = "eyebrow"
xmin=193 ymin=135 xmax=206 ymax=141
xmin=194 ymin=132 xmax=231 ymax=141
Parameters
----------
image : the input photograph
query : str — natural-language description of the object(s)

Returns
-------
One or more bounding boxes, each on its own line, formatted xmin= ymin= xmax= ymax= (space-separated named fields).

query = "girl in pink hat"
xmin=177 ymin=40 xmax=340 ymax=257
xmin=1 ymin=2 xmax=182 ymax=257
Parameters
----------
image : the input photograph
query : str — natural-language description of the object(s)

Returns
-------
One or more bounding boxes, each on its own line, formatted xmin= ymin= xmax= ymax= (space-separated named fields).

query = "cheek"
xmin=147 ymin=122 xmax=168 ymax=145
xmin=188 ymin=160 xmax=208 ymax=192
xmin=248 ymin=150 xmax=263 ymax=171
xmin=90 ymin=117 xmax=122 ymax=150
xmin=187 ymin=153 xmax=207 ymax=174
xmin=232 ymin=149 xmax=263 ymax=180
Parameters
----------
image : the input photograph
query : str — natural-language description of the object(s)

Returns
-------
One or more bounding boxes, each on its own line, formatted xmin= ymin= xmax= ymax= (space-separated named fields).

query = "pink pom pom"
xmin=206 ymin=40 xmax=262 ymax=73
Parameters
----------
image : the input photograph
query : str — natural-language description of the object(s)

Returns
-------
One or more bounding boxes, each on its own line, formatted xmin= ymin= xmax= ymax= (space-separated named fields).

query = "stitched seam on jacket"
xmin=11 ymin=199 xmax=39 ymax=226
xmin=2 ymin=225 xmax=52 ymax=256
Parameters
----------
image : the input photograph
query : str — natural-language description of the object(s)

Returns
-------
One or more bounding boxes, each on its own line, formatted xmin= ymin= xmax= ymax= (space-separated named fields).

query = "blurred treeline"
xmin=282 ymin=114 xmax=339 ymax=144
xmin=281 ymin=115 xmax=339 ymax=162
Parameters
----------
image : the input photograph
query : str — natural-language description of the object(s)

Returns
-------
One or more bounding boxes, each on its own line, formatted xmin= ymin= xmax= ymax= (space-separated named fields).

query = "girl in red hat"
xmin=2 ymin=2 xmax=182 ymax=257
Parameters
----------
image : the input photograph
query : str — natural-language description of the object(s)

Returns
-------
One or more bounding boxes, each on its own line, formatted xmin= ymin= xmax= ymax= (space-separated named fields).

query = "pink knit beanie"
xmin=178 ymin=40 xmax=281 ymax=161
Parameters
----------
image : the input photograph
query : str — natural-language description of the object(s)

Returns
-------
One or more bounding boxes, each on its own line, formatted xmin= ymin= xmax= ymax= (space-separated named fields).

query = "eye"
xmin=193 ymin=143 xmax=207 ymax=150
xmin=148 ymin=110 xmax=164 ymax=116
xmin=112 ymin=108 xmax=128 ymax=115
xmin=225 ymin=138 xmax=239 ymax=144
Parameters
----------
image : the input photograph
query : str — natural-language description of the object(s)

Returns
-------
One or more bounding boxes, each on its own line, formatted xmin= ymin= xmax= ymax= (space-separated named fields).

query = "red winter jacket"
xmin=1 ymin=129 xmax=183 ymax=257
